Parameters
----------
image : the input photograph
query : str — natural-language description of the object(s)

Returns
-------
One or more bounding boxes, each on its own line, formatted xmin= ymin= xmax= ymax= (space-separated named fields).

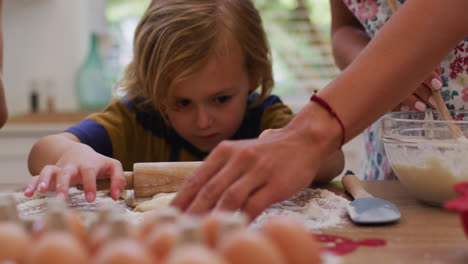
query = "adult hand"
xmin=171 ymin=106 xmax=341 ymax=219
xmin=24 ymin=143 xmax=126 ymax=202
xmin=393 ymin=68 xmax=443 ymax=112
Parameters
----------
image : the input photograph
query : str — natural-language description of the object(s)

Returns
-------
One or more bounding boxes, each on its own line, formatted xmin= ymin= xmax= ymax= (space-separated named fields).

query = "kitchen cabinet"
xmin=0 ymin=112 xmax=90 ymax=184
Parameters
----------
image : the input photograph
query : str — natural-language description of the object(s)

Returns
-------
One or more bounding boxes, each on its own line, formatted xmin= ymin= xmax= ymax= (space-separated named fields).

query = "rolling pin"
xmin=76 ymin=161 xmax=202 ymax=198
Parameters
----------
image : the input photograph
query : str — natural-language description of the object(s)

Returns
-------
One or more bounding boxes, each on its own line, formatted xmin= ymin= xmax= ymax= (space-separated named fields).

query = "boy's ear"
xmin=249 ymin=73 xmax=259 ymax=92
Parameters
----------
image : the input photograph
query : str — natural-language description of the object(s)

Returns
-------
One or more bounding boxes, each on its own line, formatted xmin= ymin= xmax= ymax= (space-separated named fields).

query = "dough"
xmin=120 ymin=190 xmax=176 ymax=212
xmin=392 ymin=155 xmax=465 ymax=205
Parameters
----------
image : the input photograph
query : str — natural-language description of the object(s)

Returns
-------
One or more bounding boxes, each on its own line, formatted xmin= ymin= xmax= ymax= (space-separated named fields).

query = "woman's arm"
xmin=324 ymin=0 xmax=468 ymax=139
xmin=329 ymin=0 xmax=370 ymax=70
xmin=171 ymin=0 xmax=468 ymax=219
xmin=313 ymin=150 xmax=344 ymax=186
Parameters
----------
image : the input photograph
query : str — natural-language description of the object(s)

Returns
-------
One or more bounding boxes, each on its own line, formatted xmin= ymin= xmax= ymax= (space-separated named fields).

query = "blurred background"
xmin=3 ymin=0 xmax=339 ymax=114
xmin=0 ymin=0 xmax=361 ymax=183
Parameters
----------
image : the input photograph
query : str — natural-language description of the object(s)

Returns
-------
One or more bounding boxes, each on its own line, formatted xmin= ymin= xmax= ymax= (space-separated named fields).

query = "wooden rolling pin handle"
xmin=133 ymin=161 xmax=201 ymax=197
xmin=76 ymin=171 xmax=134 ymax=191
xmin=342 ymin=172 xmax=373 ymax=199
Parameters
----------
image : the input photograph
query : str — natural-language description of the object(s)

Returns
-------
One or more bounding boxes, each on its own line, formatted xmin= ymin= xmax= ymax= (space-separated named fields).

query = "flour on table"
xmin=11 ymin=187 xmax=349 ymax=231
xmin=11 ymin=187 xmax=147 ymax=228
xmin=252 ymin=188 xmax=349 ymax=231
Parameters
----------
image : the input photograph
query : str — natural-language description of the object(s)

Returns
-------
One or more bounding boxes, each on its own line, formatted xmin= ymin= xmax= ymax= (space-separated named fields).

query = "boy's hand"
xmin=393 ymin=68 xmax=443 ymax=112
xmin=24 ymin=144 xmax=126 ymax=202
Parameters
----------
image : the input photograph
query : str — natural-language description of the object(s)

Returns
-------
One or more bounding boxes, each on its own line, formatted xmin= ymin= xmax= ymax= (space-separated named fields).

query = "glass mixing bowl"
xmin=381 ymin=111 xmax=468 ymax=206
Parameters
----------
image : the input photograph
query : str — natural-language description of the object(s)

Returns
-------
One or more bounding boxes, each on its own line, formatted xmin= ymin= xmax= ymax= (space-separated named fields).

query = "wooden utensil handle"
xmin=342 ymin=173 xmax=373 ymax=199
xmin=76 ymin=162 xmax=202 ymax=197
xmin=76 ymin=172 xmax=134 ymax=191
xmin=432 ymin=91 xmax=464 ymax=139
xmin=133 ymin=161 xmax=201 ymax=197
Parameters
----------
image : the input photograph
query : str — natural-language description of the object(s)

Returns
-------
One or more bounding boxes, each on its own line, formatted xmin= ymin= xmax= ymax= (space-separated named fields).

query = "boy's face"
xmin=166 ymin=43 xmax=254 ymax=153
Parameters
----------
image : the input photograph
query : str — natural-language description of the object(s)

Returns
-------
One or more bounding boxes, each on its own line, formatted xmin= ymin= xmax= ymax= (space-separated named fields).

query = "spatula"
xmin=342 ymin=171 xmax=401 ymax=224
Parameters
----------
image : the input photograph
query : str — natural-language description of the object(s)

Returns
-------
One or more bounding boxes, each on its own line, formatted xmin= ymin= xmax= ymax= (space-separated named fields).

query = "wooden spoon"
xmin=387 ymin=0 xmax=467 ymax=142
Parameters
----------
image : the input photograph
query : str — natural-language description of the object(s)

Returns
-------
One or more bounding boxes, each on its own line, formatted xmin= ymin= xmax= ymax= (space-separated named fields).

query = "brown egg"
xmin=260 ymin=217 xmax=322 ymax=264
xmin=91 ymin=212 xmax=155 ymax=264
xmin=91 ymin=239 xmax=155 ymax=264
xmin=88 ymin=224 xmax=111 ymax=255
xmin=201 ymin=211 xmax=232 ymax=248
xmin=134 ymin=206 xmax=180 ymax=242
xmin=0 ymin=222 xmax=31 ymax=263
xmin=25 ymin=232 xmax=89 ymax=264
xmin=165 ymin=245 xmax=228 ymax=264
xmin=30 ymin=217 xmax=46 ymax=241
xmin=33 ymin=198 xmax=88 ymax=246
xmin=0 ymin=194 xmax=31 ymax=263
xmin=218 ymin=230 xmax=287 ymax=264
xmin=145 ymin=222 xmax=179 ymax=262
xmin=65 ymin=210 xmax=88 ymax=246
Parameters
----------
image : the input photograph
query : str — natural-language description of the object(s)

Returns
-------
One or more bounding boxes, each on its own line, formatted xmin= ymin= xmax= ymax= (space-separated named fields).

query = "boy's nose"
xmin=196 ymin=108 xmax=213 ymax=129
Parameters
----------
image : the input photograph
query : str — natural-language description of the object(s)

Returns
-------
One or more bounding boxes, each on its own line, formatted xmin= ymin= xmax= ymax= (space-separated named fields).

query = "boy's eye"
xmin=215 ymin=95 xmax=231 ymax=104
xmin=176 ymin=99 xmax=191 ymax=108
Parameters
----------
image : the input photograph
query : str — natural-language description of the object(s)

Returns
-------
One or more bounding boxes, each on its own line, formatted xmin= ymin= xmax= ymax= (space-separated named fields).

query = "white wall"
xmin=3 ymin=0 xmax=103 ymax=115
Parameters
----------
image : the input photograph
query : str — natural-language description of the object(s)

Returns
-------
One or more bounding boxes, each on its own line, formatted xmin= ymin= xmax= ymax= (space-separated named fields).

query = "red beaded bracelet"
xmin=310 ymin=90 xmax=345 ymax=147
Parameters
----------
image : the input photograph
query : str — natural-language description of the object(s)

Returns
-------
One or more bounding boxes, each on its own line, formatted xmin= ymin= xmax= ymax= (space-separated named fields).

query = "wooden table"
xmin=1 ymin=181 xmax=467 ymax=263
xmin=325 ymin=181 xmax=468 ymax=264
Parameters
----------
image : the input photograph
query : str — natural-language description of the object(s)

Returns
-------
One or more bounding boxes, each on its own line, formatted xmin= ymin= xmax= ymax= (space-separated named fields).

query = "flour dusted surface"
xmin=12 ymin=187 xmax=349 ymax=231
xmin=252 ymin=188 xmax=349 ymax=231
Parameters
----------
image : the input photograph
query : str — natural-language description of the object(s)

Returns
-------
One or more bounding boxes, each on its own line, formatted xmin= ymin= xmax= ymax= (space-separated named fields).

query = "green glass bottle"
xmin=76 ymin=32 xmax=112 ymax=110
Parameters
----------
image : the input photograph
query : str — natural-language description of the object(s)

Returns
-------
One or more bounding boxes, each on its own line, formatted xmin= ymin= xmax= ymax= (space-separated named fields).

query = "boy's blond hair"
xmin=119 ymin=0 xmax=274 ymax=113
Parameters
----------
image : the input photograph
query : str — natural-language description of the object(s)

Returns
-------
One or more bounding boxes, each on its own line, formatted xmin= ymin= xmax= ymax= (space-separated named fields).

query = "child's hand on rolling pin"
xmin=392 ymin=67 xmax=443 ymax=112
xmin=24 ymin=143 xmax=126 ymax=202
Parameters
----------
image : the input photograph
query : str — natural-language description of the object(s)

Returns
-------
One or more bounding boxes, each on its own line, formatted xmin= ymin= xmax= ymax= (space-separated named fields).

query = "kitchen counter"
xmin=326 ymin=181 xmax=467 ymax=264
xmin=0 ymin=112 xmax=93 ymax=184
xmin=1 ymin=181 xmax=467 ymax=263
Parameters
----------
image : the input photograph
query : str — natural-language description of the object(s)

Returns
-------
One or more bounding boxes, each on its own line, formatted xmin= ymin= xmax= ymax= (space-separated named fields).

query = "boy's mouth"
xmin=198 ymin=133 xmax=218 ymax=141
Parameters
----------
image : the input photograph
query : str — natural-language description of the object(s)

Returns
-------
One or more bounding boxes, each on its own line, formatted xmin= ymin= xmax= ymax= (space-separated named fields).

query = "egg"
xmin=89 ymin=224 xmax=111 ymax=255
xmin=176 ymin=216 xmax=204 ymax=245
xmin=91 ymin=212 xmax=155 ymax=264
xmin=201 ymin=211 xmax=232 ymax=248
xmin=161 ymin=216 xmax=226 ymax=264
xmin=26 ymin=198 xmax=90 ymax=264
xmin=25 ymin=232 xmax=89 ymax=264
xmin=65 ymin=210 xmax=88 ymax=246
xmin=134 ymin=206 xmax=180 ymax=242
xmin=30 ymin=217 xmax=46 ymax=241
xmin=88 ymin=206 xmax=119 ymax=254
xmin=0 ymin=222 xmax=31 ymax=263
xmin=91 ymin=238 xmax=155 ymax=264
xmin=260 ymin=217 xmax=322 ymax=264
xmin=33 ymin=198 xmax=88 ymax=246
xmin=144 ymin=223 xmax=179 ymax=262
xmin=0 ymin=194 xmax=19 ymax=221
xmin=218 ymin=230 xmax=287 ymax=264
xmin=165 ymin=245 xmax=228 ymax=264
xmin=0 ymin=195 xmax=31 ymax=263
